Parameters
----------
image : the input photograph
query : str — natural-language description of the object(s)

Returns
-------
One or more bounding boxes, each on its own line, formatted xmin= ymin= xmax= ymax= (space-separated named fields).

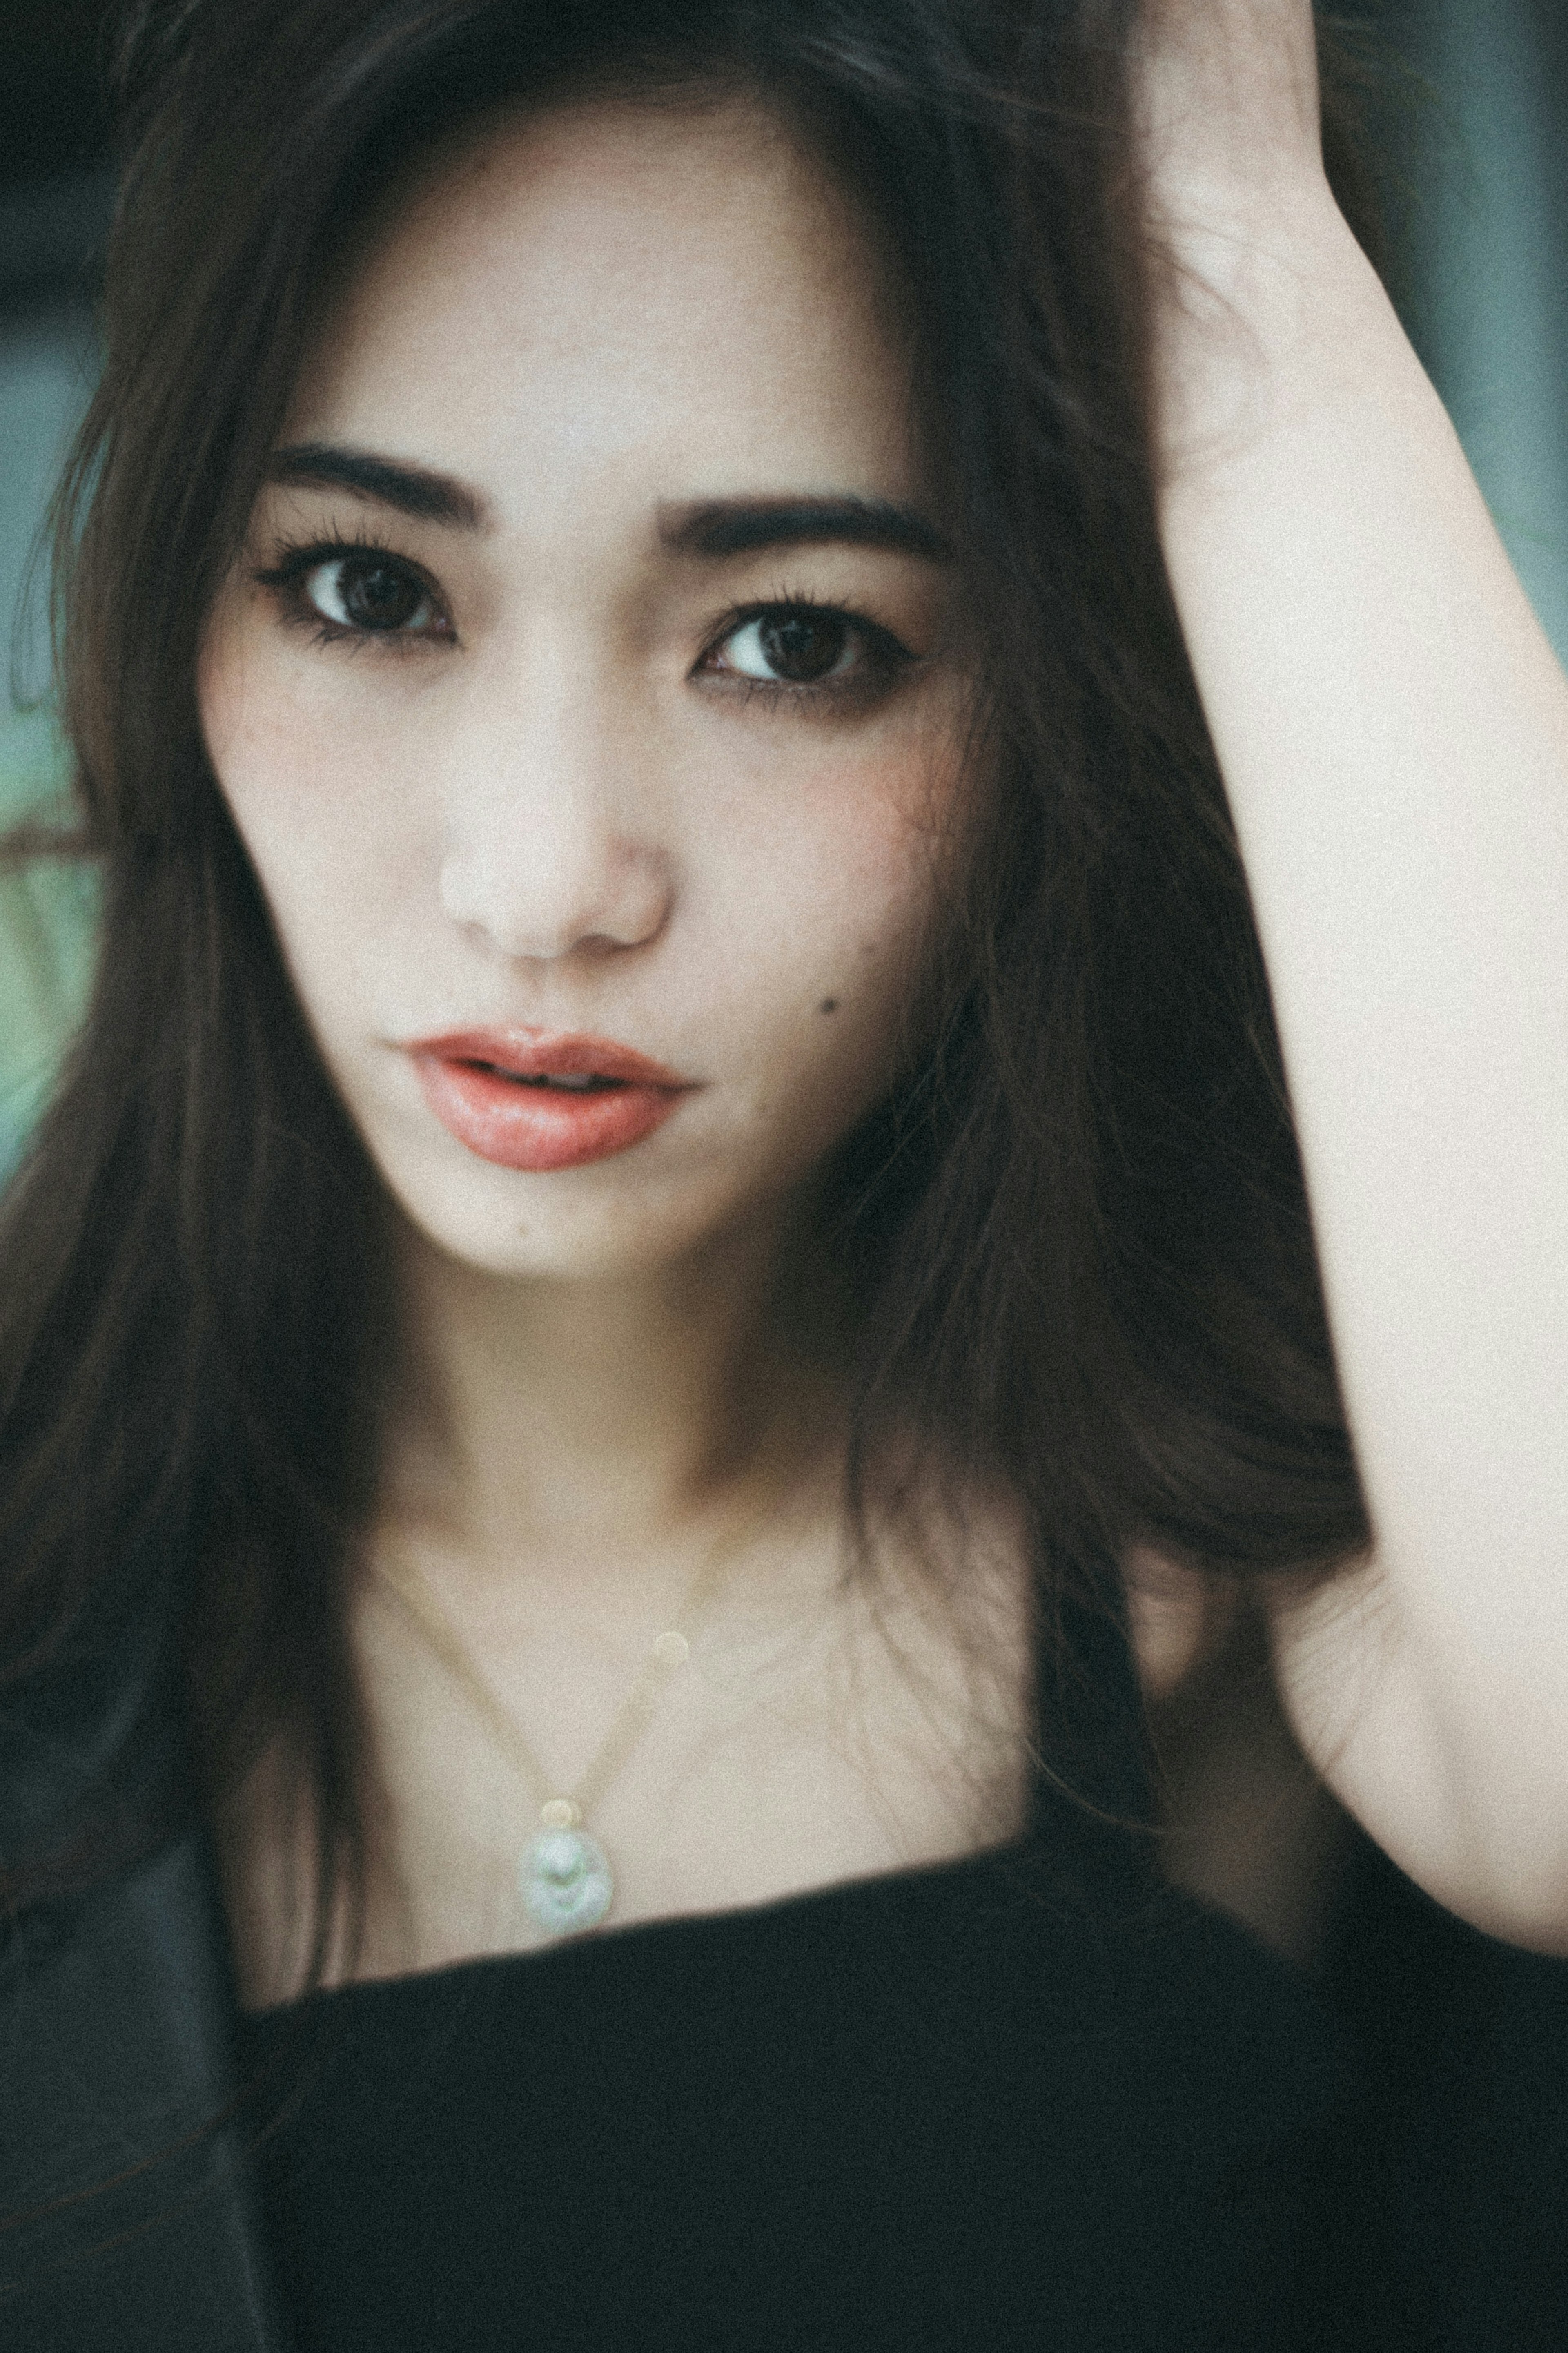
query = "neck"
xmin=379 ymin=1195 xmax=849 ymax=1579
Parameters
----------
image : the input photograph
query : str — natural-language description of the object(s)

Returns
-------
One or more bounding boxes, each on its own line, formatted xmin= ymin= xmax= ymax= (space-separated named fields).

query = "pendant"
xmin=522 ymin=1824 xmax=614 ymax=1937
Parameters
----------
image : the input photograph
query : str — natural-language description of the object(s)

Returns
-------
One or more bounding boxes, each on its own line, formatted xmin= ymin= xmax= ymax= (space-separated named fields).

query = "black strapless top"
xmin=234 ymin=1599 xmax=1380 ymax=2351
xmin=237 ymin=1833 xmax=1366 ymax=2352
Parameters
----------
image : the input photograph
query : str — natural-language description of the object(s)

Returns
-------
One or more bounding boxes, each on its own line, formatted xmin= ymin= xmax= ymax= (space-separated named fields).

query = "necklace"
xmin=372 ymin=1503 xmax=761 ymax=1941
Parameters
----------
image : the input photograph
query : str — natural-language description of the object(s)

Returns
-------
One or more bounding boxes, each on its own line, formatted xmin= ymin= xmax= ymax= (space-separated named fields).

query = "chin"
xmin=380 ymin=1149 xmax=783 ymax=1289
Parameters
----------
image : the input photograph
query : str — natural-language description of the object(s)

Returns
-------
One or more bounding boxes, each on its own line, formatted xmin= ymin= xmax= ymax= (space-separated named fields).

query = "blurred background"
xmin=2 ymin=0 xmax=1566 ymax=1182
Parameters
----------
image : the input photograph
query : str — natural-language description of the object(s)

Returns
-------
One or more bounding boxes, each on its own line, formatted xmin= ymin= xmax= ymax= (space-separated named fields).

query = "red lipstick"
xmin=406 ymin=1030 xmax=690 ymax=1171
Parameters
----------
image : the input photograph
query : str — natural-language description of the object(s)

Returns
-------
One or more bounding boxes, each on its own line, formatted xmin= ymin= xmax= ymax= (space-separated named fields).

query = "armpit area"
xmin=1127 ymin=1549 xmax=1354 ymax=1972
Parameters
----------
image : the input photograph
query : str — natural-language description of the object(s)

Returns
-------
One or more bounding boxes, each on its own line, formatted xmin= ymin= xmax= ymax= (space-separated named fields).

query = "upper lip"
xmin=403 ymin=1028 xmax=691 ymax=1088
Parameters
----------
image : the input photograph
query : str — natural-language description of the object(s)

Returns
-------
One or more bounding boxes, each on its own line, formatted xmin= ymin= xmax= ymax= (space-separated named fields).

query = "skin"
xmin=201 ymin=98 xmax=1042 ymax=1997
xmin=1139 ymin=1 xmax=1568 ymax=1946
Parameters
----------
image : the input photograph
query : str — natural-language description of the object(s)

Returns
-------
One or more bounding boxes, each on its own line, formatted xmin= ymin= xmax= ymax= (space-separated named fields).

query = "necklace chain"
xmin=372 ymin=1490 xmax=768 ymax=1829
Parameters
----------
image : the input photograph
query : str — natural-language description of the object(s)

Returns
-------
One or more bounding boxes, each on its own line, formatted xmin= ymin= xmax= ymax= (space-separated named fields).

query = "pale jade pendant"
xmin=522 ymin=1824 xmax=614 ymax=1937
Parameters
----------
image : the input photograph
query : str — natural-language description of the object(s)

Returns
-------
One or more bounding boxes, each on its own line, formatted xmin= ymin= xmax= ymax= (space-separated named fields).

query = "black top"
xmin=233 ymin=1592 xmax=1568 ymax=2353
xmin=236 ymin=1788 xmax=1365 ymax=2351
xmin=6 ymin=1589 xmax=1566 ymax=2352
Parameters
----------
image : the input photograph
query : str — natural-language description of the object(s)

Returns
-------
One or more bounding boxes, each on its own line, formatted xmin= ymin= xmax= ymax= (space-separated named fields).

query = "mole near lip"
xmin=403 ymin=1028 xmax=693 ymax=1171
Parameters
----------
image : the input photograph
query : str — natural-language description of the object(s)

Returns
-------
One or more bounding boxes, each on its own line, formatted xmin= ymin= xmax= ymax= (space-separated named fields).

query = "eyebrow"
xmin=660 ymin=497 xmax=950 ymax=565
xmin=262 ymin=451 xmax=950 ymax=567
xmin=264 ymin=444 xmax=490 ymax=529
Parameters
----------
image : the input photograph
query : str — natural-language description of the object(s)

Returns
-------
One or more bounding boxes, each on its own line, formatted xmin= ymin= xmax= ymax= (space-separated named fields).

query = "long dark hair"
xmin=0 ymin=0 xmax=1381 ymax=1949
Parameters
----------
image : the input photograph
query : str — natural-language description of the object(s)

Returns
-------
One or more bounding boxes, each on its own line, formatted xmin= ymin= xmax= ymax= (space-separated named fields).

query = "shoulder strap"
xmin=1026 ymin=1549 xmax=1158 ymax=1876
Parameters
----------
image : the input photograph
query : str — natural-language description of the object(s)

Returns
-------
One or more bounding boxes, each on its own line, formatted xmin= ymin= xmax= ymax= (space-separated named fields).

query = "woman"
xmin=2 ymin=0 xmax=1566 ymax=2344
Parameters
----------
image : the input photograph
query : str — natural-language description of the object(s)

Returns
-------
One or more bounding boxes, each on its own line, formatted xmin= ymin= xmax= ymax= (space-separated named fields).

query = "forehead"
xmin=284 ymin=96 xmax=923 ymax=530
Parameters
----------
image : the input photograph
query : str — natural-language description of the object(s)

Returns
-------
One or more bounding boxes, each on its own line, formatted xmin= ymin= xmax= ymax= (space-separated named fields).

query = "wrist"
xmin=1148 ymin=169 xmax=1350 ymax=316
xmin=1146 ymin=187 xmax=1393 ymax=480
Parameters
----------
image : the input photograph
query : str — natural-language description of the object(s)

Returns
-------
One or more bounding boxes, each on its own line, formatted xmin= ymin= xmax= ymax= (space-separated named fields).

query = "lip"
xmin=403 ymin=1028 xmax=693 ymax=1172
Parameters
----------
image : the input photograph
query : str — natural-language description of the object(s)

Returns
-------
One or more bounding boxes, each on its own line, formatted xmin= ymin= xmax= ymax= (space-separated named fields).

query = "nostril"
xmin=438 ymin=834 xmax=672 ymax=963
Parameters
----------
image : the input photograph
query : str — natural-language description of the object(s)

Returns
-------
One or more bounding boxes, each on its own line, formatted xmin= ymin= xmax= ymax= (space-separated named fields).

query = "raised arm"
xmin=1134 ymin=0 xmax=1568 ymax=1948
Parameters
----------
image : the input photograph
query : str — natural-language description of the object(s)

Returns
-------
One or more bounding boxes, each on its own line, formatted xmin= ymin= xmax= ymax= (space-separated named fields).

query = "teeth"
xmin=470 ymin=1060 xmax=622 ymax=1092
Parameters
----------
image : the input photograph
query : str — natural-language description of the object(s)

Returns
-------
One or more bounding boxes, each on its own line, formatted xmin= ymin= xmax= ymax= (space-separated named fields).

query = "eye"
xmin=699 ymin=601 xmax=914 ymax=696
xmin=720 ymin=609 xmax=855 ymax=684
xmin=300 ymin=551 xmax=436 ymax=635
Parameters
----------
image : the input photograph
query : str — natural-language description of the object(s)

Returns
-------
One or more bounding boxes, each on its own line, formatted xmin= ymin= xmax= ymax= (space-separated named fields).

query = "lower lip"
xmin=413 ymin=1056 xmax=683 ymax=1172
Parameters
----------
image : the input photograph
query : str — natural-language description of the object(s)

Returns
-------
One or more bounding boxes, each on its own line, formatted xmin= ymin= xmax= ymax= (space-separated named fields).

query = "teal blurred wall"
xmin=1390 ymin=0 xmax=1568 ymax=662
xmin=0 ymin=291 xmax=98 ymax=1183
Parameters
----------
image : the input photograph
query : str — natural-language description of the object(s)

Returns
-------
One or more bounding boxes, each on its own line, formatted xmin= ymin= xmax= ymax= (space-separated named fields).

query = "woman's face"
xmin=200 ymin=97 xmax=971 ymax=1285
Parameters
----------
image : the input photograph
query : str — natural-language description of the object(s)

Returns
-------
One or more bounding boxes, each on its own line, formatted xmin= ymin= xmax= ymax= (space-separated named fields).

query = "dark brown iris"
xmin=757 ymin=610 xmax=848 ymax=682
xmin=338 ymin=556 xmax=424 ymax=631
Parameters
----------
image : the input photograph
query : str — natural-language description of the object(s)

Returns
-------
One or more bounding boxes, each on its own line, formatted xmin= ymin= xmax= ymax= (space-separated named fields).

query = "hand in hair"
xmin=1131 ymin=0 xmax=1324 ymax=231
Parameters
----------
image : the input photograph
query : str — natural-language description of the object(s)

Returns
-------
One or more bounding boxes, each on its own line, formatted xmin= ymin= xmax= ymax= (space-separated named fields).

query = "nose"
xmin=437 ymin=652 xmax=673 ymax=963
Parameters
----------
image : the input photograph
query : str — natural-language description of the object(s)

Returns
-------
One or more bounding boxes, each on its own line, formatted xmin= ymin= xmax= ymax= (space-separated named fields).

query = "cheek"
xmin=709 ymin=734 xmax=959 ymax=1110
xmin=792 ymin=724 xmax=957 ymax=972
xmin=205 ymin=639 xmax=379 ymax=858
xmin=198 ymin=624 xmax=437 ymax=1011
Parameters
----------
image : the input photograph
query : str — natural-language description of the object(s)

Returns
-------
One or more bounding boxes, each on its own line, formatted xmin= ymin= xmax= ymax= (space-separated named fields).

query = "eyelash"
xmin=254 ymin=533 xmax=448 ymax=656
xmin=252 ymin=535 xmax=918 ymax=704
xmin=697 ymin=590 xmax=917 ymax=710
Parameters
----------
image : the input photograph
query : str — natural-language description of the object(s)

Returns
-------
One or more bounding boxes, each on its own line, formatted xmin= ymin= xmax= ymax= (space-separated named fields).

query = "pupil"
xmin=757 ymin=611 xmax=846 ymax=683
xmin=342 ymin=560 xmax=420 ymax=630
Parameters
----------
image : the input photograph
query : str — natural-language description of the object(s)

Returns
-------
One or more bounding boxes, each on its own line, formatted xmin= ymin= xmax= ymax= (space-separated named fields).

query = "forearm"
xmin=1150 ymin=172 xmax=1568 ymax=1930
